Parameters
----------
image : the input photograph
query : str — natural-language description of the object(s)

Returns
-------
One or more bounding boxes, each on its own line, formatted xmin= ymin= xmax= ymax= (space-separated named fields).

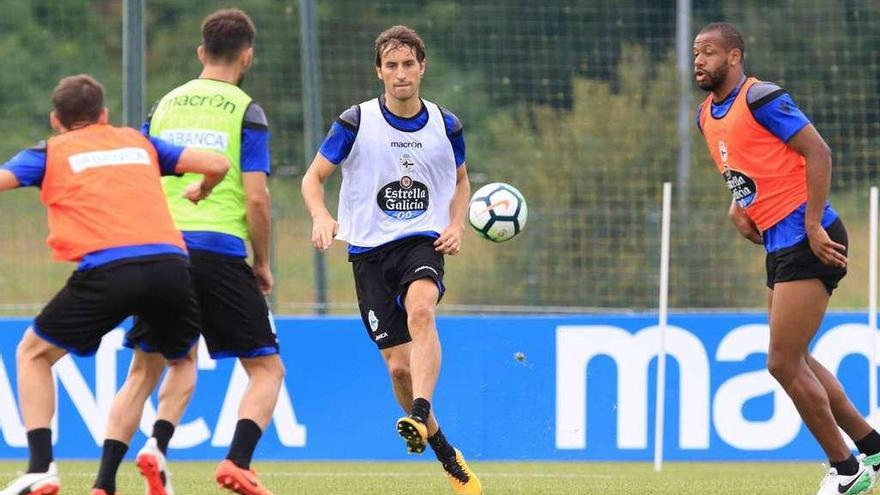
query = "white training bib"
xmin=336 ymin=98 xmax=457 ymax=248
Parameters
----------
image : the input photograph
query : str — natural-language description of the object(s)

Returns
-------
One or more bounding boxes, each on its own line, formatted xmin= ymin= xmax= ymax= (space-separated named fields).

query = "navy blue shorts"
xmin=350 ymin=236 xmax=445 ymax=350
xmin=35 ymin=255 xmax=200 ymax=358
xmin=128 ymin=250 xmax=279 ymax=359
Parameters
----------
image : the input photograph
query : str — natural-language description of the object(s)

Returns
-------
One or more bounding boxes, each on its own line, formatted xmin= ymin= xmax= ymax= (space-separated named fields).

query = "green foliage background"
xmin=0 ymin=1 xmax=877 ymax=312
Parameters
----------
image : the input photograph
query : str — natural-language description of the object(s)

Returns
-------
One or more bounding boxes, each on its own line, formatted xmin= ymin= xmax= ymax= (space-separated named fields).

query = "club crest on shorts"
xmin=368 ymin=309 xmax=379 ymax=332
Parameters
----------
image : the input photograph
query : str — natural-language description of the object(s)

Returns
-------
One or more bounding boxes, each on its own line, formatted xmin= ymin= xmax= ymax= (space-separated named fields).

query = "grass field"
xmin=0 ymin=460 xmax=835 ymax=494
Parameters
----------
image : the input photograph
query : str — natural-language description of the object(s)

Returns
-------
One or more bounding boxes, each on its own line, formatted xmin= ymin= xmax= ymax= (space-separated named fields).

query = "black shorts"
xmin=351 ymin=236 xmax=445 ymax=350
xmin=766 ymin=218 xmax=848 ymax=295
xmin=34 ymin=255 xmax=200 ymax=359
xmin=128 ymin=250 xmax=278 ymax=359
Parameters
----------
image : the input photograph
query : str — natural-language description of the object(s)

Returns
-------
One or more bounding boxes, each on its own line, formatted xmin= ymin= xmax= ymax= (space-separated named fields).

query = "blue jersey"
xmin=1 ymin=136 xmax=188 ymax=268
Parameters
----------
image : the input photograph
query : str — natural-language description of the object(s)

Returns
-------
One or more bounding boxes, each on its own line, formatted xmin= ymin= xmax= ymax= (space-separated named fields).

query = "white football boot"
xmin=136 ymin=437 xmax=175 ymax=495
xmin=817 ymin=463 xmax=871 ymax=495
xmin=0 ymin=462 xmax=59 ymax=495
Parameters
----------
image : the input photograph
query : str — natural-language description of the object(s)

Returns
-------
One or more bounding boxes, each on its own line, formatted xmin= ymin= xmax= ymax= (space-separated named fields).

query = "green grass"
xmin=0 ymin=460 xmax=835 ymax=494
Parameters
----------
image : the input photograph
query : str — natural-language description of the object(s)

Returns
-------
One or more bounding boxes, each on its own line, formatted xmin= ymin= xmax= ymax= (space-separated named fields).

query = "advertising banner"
xmin=0 ymin=314 xmax=873 ymax=460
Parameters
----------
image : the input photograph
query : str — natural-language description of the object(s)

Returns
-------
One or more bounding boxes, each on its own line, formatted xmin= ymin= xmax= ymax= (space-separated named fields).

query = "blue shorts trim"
xmin=123 ymin=334 xmax=199 ymax=360
xmin=31 ymin=323 xmax=97 ymax=357
xmin=122 ymin=335 xmax=151 ymax=352
xmin=395 ymin=278 xmax=446 ymax=309
xmin=209 ymin=345 xmax=279 ymax=360
xmin=162 ymin=340 xmax=199 ymax=360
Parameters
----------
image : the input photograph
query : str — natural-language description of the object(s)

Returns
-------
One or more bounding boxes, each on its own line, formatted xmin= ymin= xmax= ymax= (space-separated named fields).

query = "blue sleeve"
xmin=449 ymin=130 xmax=465 ymax=167
xmin=241 ymin=102 xmax=270 ymax=174
xmin=751 ymin=92 xmax=811 ymax=143
xmin=440 ymin=107 xmax=466 ymax=167
xmin=318 ymin=121 xmax=357 ymax=165
xmin=148 ymin=136 xmax=186 ymax=176
xmin=2 ymin=144 xmax=47 ymax=187
xmin=241 ymin=127 xmax=271 ymax=174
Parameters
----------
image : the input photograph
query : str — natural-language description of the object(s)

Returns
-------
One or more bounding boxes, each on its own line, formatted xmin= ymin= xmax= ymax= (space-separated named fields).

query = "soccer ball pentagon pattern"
xmin=467 ymin=182 xmax=528 ymax=242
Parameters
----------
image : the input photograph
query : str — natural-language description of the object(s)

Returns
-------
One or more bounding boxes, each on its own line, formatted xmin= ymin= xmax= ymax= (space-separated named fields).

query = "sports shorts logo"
xmin=368 ymin=310 xmax=379 ymax=332
xmin=377 ymin=179 xmax=430 ymax=221
xmin=414 ymin=266 xmax=439 ymax=276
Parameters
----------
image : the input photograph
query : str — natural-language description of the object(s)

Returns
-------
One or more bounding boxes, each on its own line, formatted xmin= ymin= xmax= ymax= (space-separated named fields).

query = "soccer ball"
xmin=467 ymin=182 xmax=527 ymax=242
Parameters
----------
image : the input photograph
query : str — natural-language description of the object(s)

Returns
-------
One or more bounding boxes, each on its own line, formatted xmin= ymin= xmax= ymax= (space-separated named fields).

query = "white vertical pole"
xmin=654 ymin=182 xmax=672 ymax=473
xmin=870 ymin=187 xmax=878 ymax=423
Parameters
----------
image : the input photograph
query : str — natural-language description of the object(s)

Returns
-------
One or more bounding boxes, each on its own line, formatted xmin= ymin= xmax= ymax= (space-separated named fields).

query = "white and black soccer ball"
xmin=467 ymin=182 xmax=527 ymax=242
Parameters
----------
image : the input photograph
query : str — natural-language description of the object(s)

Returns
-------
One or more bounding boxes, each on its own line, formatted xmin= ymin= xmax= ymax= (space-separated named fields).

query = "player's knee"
xmin=171 ymin=347 xmax=197 ymax=367
xmin=387 ymin=361 xmax=411 ymax=383
xmin=265 ymin=358 xmax=286 ymax=385
xmin=245 ymin=355 xmax=285 ymax=384
xmin=383 ymin=348 xmax=411 ymax=382
xmin=167 ymin=352 xmax=197 ymax=375
xmin=17 ymin=330 xmax=53 ymax=363
xmin=129 ymin=356 xmax=164 ymax=385
xmin=167 ymin=356 xmax=197 ymax=383
xmin=766 ymin=352 xmax=796 ymax=384
xmin=406 ymin=303 xmax=435 ymax=331
xmin=16 ymin=336 xmax=36 ymax=363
